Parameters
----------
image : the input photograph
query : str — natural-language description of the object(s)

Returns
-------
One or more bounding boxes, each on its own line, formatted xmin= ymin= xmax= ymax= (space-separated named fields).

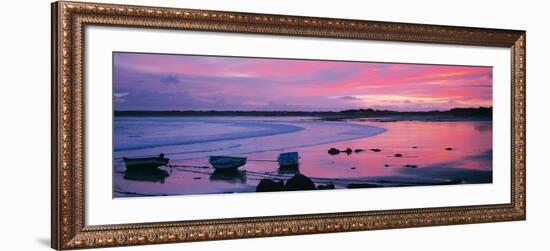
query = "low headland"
xmin=114 ymin=107 xmax=492 ymax=122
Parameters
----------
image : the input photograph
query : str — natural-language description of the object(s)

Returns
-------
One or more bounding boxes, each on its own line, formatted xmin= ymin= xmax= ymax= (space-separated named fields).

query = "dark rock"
xmin=328 ymin=148 xmax=340 ymax=155
xmin=445 ymin=147 xmax=453 ymax=151
xmin=344 ymin=148 xmax=353 ymax=154
xmin=370 ymin=148 xmax=381 ymax=152
xmin=354 ymin=149 xmax=365 ymax=153
xmin=347 ymin=183 xmax=384 ymax=189
xmin=285 ymin=174 xmax=316 ymax=191
xmin=404 ymin=164 xmax=418 ymax=168
xmin=394 ymin=153 xmax=403 ymax=157
xmin=412 ymin=146 xmax=418 ymax=149
xmin=384 ymin=164 xmax=390 ymax=167
xmin=193 ymin=177 xmax=202 ymax=179
xmin=256 ymin=178 xmax=285 ymax=192
xmin=317 ymin=184 xmax=335 ymax=190
xmin=351 ymin=167 xmax=357 ymax=170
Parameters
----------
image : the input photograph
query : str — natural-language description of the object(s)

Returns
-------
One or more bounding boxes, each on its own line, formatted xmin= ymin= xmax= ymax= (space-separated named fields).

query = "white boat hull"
xmin=209 ymin=156 xmax=247 ymax=170
xmin=123 ymin=156 xmax=169 ymax=170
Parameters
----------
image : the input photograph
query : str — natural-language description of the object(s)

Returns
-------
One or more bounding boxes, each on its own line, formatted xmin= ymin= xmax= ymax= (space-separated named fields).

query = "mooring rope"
xmin=168 ymin=164 xmax=210 ymax=169
xmin=165 ymin=164 xmax=382 ymax=185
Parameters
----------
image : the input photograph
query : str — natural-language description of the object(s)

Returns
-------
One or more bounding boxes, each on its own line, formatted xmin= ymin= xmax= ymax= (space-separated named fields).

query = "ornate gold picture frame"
xmin=51 ymin=1 xmax=526 ymax=249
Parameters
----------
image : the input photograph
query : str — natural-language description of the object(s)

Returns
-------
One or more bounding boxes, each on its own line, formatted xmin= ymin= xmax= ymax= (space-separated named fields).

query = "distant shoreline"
xmin=114 ymin=107 xmax=492 ymax=121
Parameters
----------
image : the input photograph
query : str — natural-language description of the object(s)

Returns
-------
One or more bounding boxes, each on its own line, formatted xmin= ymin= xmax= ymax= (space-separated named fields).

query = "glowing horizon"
xmin=113 ymin=52 xmax=492 ymax=112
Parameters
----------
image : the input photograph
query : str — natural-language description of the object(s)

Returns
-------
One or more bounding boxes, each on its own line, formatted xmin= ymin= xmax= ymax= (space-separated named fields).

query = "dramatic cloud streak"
xmin=113 ymin=52 xmax=492 ymax=112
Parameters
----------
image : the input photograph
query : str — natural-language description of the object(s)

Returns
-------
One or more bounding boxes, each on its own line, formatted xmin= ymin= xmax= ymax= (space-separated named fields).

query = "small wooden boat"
xmin=278 ymin=152 xmax=299 ymax=168
xmin=209 ymin=156 xmax=247 ymax=170
xmin=123 ymin=154 xmax=169 ymax=170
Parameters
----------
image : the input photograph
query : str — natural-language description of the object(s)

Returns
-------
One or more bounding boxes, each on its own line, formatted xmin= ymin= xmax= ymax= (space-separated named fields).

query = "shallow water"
xmin=113 ymin=116 xmax=492 ymax=197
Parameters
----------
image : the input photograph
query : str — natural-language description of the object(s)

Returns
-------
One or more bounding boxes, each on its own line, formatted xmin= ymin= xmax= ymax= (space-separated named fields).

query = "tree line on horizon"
xmin=114 ymin=106 xmax=492 ymax=117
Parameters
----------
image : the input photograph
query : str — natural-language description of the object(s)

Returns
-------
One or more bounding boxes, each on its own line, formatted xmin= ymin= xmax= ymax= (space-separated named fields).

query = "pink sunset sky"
xmin=113 ymin=52 xmax=492 ymax=112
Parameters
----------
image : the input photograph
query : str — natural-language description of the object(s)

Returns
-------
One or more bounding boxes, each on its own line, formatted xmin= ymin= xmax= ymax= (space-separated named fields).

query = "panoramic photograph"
xmin=112 ymin=52 xmax=493 ymax=198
